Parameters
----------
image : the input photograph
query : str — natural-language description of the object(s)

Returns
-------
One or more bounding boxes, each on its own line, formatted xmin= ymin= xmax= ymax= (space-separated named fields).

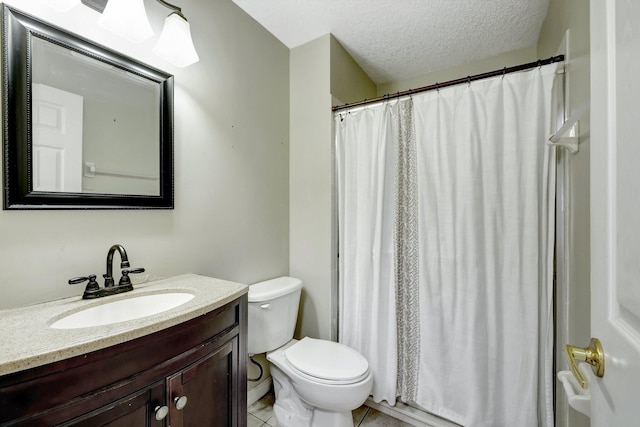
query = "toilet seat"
xmin=284 ymin=337 xmax=370 ymax=385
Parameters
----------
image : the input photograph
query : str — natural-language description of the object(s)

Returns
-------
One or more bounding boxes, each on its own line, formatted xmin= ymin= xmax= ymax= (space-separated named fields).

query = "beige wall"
xmin=330 ymin=36 xmax=377 ymax=105
xmin=0 ymin=0 xmax=290 ymax=309
xmin=289 ymin=35 xmax=333 ymax=340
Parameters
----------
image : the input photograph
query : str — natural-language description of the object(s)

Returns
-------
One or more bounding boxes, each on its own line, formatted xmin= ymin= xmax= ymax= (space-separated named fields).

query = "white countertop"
xmin=0 ymin=274 xmax=248 ymax=376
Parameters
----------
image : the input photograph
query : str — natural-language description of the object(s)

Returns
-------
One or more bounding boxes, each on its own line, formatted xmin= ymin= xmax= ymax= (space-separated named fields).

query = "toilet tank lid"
xmin=248 ymin=277 xmax=302 ymax=302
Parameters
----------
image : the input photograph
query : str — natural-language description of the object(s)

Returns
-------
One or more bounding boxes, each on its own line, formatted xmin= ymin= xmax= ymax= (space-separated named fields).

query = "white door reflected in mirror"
xmin=32 ymin=83 xmax=83 ymax=193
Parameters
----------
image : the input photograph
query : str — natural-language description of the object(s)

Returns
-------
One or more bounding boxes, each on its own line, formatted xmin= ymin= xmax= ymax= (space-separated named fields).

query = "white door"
xmin=589 ymin=0 xmax=640 ymax=425
xmin=32 ymin=83 xmax=83 ymax=192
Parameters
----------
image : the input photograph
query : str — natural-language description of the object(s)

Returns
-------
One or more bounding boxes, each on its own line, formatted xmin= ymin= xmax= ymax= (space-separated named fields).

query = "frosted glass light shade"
xmin=48 ymin=0 xmax=81 ymax=12
xmin=98 ymin=0 xmax=153 ymax=43
xmin=153 ymin=13 xmax=200 ymax=68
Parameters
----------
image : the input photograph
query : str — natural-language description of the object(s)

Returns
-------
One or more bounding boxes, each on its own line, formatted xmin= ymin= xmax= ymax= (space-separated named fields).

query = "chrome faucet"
xmin=68 ymin=244 xmax=145 ymax=299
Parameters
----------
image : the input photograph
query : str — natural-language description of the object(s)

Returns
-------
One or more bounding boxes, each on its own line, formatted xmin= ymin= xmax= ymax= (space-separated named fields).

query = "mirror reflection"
xmin=2 ymin=5 xmax=174 ymax=209
xmin=32 ymin=37 xmax=160 ymax=196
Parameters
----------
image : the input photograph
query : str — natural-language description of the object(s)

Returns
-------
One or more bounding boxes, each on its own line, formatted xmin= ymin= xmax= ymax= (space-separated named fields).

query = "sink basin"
xmin=50 ymin=292 xmax=195 ymax=329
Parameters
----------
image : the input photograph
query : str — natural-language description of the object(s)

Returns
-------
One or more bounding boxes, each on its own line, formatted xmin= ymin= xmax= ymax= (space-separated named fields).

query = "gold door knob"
xmin=565 ymin=337 xmax=605 ymax=389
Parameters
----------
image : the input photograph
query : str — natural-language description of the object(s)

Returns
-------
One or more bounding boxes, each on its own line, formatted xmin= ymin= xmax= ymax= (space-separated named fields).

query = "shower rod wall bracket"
xmin=548 ymin=100 xmax=589 ymax=154
xmin=548 ymin=122 xmax=579 ymax=154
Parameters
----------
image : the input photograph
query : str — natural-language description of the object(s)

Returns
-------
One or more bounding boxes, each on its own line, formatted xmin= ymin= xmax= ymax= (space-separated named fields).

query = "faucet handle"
xmin=68 ymin=274 xmax=100 ymax=293
xmin=118 ymin=267 xmax=146 ymax=286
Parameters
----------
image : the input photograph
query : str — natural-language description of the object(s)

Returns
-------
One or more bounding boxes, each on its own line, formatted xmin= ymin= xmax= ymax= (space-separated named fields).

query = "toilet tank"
xmin=248 ymin=277 xmax=302 ymax=355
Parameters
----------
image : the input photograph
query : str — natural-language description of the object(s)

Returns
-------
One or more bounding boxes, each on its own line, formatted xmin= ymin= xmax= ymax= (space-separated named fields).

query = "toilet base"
xmin=271 ymin=363 xmax=357 ymax=427
xmin=310 ymin=408 xmax=354 ymax=427
xmin=271 ymin=369 xmax=313 ymax=427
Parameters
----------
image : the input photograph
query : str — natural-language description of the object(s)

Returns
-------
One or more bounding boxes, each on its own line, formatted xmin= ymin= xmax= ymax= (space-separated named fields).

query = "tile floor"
xmin=248 ymin=392 xmax=414 ymax=427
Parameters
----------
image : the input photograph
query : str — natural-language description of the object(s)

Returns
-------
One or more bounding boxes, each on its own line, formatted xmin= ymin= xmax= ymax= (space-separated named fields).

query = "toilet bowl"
xmin=268 ymin=338 xmax=373 ymax=427
xmin=248 ymin=277 xmax=373 ymax=427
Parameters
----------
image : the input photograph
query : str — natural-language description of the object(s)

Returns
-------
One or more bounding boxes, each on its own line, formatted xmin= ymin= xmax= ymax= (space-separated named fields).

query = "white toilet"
xmin=248 ymin=277 xmax=373 ymax=427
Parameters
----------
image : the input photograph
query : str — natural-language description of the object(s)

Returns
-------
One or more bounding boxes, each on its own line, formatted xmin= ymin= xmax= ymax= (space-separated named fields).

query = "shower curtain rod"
xmin=332 ymin=55 xmax=565 ymax=112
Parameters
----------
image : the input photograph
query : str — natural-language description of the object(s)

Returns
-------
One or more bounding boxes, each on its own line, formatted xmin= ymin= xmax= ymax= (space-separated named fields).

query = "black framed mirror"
xmin=2 ymin=5 xmax=174 ymax=209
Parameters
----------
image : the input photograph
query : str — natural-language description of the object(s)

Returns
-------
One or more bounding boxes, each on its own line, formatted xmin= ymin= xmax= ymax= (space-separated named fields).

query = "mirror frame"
xmin=2 ymin=6 xmax=174 ymax=209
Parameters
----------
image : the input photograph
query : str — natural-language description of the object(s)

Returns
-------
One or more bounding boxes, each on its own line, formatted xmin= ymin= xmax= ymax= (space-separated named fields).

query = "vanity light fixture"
xmin=152 ymin=1 xmax=200 ymax=68
xmin=85 ymin=0 xmax=199 ymax=67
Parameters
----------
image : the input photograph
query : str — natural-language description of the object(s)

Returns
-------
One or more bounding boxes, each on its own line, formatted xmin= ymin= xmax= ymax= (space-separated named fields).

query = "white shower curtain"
xmin=336 ymin=64 xmax=559 ymax=427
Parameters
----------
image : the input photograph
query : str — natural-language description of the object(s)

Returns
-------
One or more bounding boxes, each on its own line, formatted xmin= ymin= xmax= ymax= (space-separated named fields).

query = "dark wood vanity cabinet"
xmin=59 ymin=382 xmax=165 ymax=427
xmin=0 ymin=294 xmax=248 ymax=427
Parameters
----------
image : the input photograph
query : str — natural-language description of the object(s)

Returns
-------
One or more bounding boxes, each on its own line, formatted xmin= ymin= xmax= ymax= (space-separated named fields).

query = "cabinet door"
xmin=167 ymin=337 xmax=239 ymax=427
xmin=60 ymin=382 xmax=165 ymax=427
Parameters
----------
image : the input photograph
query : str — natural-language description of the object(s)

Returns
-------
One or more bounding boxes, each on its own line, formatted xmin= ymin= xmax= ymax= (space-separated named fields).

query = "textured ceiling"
xmin=231 ymin=0 xmax=551 ymax=84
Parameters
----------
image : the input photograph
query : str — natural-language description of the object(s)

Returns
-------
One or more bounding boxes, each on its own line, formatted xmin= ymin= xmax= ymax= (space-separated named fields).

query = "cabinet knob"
xmin=154 ymin=405 xmax=169 ymax=420
xmin=174 ymin=395 xmax=188 ymax=410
